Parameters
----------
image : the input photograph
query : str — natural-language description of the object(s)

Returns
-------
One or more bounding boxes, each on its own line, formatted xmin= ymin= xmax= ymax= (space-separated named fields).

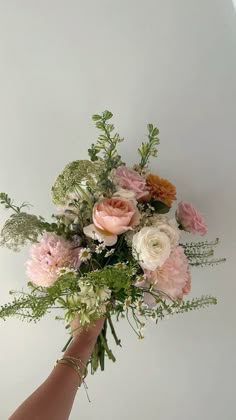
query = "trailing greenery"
xmin=182 ymin=238 xmax=226 ymax=267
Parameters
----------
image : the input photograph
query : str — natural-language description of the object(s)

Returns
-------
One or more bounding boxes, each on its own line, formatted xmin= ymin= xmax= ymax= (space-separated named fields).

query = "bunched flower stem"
xmin=99 ymin=322 xmax=116 ymax=363
xmin=89 ymin=319 xmax=116 ymax=373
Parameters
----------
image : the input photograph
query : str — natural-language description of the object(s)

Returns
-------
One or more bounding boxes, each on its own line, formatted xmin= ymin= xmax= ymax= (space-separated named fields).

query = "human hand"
xmin=70 ymin=315 xmax=105 ymax=345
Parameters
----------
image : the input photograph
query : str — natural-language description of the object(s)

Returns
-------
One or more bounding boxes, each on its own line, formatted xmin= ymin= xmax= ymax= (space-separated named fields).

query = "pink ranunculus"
xmin=176 ymin=201 xmax=207 ymax=236
xmin=93 ymin=197 xmax=141 ymax=235
xmin=25 ymin=233 xmax=81 ymax=287
xmin=145 ymin=246 xmax=191 ymax=300
xmin=114 ymin=166 xmax=149 ymax=200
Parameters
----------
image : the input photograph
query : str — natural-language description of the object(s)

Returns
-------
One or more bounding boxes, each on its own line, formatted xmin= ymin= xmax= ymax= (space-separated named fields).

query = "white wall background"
xmin=0 ymin=1 xmax=235 ymax=419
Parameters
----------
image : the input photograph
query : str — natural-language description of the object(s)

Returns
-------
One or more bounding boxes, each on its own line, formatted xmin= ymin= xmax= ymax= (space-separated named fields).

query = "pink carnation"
xmin=143 ymin=246 xmax=191 ymax=302
xmin=25 ymin=233 xmax=81 ymax=287
xmin=176 ymin=201 xmax=207 ymax=236
xmin=114 ymin=166 xmax=149 ymax=200
xmin=148 ymin=246 xmax=191 ymax=299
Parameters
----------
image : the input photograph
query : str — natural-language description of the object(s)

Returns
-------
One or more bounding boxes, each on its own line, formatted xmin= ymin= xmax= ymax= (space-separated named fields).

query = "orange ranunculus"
xmin=146 ymin=174 xmax=176 ymax=207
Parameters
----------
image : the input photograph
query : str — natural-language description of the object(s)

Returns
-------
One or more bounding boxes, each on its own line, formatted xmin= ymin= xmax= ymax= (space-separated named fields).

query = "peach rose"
xmin=93 ymin=197 xmax=140 ymax=235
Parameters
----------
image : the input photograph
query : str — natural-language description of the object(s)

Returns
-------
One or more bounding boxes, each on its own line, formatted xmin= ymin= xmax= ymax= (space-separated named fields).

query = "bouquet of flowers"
xmin=0 ymin=110 xmax=225 ymax=374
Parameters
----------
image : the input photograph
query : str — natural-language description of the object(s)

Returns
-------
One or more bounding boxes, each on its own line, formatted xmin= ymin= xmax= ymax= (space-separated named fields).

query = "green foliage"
xmin=51 ymin=160 xmax=100 ymax=205
xmin=88 ymin=111 xmax=124 ymax=196
xmin=188 ymin=258 xmax=226 ymax=267
xmin=148 ymin=198 xmax=170 ymax=214
xmin=138 ymin=123 xmax=160 ymax=171
xmin=0 ymin=192 xmax=31 ymax=213
xmin=161 ymin=295 xmax=217 ymax=315
xmin=0 ymin=273 xmax=80 ymax=322
xmin=80 ymin=263 xmax=133 ymax=297
xmin=0 ymin=290 xmax=56 ymax=322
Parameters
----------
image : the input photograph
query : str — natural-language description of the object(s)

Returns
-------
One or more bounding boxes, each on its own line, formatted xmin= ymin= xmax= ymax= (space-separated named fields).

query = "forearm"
xmin=9 ymin=321 xmax=103 ymax=420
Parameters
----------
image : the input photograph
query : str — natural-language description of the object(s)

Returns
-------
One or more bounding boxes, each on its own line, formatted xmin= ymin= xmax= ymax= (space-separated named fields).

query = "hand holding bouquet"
xmin=0 ymin=111 xmax=225 ymax=374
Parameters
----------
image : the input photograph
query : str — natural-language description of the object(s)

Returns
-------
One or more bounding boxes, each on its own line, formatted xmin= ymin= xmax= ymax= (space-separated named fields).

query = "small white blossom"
xmin=57 ymin=267 xmax=77 ymax=276
xmin=95 ymin=243 xmax=106 ymax=254
xmin=79 ymin=283 xmax=98 ymax=309
xmin=115 ymin=262 xmax=127 ymax=269
xmin=135 ymin=298 xmax=143 ymax=310
xmin=123 ymin=296 xmax=132 ymax=309
xmin=105 ymin=248 xmax=115 ymax=257
xmin=79 ymin=248 xmax=91 ymax=262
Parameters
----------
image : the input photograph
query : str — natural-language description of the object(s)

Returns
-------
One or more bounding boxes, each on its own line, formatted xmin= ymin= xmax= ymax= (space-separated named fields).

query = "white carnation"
xmin=132 ymin=226 xmax=171 ymax=271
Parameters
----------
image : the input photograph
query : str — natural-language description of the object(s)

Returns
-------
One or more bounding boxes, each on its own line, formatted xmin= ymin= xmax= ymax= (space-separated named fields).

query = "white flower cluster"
xmin=67 ymin=282 xmax=111 ymax=324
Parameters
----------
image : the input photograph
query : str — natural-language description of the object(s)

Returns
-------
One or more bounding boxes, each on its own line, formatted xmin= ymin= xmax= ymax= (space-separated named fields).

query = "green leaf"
xmin=92 ymin=114 xmax=102 ymax=121
xmin=147 ymin=124 xmax=153 ymax=133
xmin=152 ymin=127 xmax=159 ymax=136
xmin=102 ymin=110 xmax=113 ymax=120
xmin=149 ymin=199 xmax=170 ymax=214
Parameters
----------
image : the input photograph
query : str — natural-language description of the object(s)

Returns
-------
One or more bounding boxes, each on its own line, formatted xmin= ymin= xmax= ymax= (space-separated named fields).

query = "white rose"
xmin=132 ymin=227 xmax=171 ymax=271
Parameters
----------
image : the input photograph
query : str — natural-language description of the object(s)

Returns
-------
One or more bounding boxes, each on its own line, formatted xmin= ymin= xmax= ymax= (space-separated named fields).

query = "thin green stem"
xmin=61 ymin=335 xmax=73 ymax=352
xmin=107 ymin=314 xmax=122 ymax=347
xmin=74 ymin=185 xmax=93 ymax=210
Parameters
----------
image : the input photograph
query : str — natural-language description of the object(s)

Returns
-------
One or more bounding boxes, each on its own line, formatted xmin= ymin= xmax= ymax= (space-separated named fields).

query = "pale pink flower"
xmin=176 ymin=201 xmax=207 ymax=236
xmin=25 ymin=233 xmax=81 ymax=287
xmin=83 ymin=224 xmax=117 ymax=246
xmin=93 ymin=197 xmax=141 ymax=235
xmin=113 ymin=166 xmax=149 ymax=200
xmin=145 ymin=246 xmax=191 ymax=300
xmin=134 ymin=277 xmax=157 ymax=308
